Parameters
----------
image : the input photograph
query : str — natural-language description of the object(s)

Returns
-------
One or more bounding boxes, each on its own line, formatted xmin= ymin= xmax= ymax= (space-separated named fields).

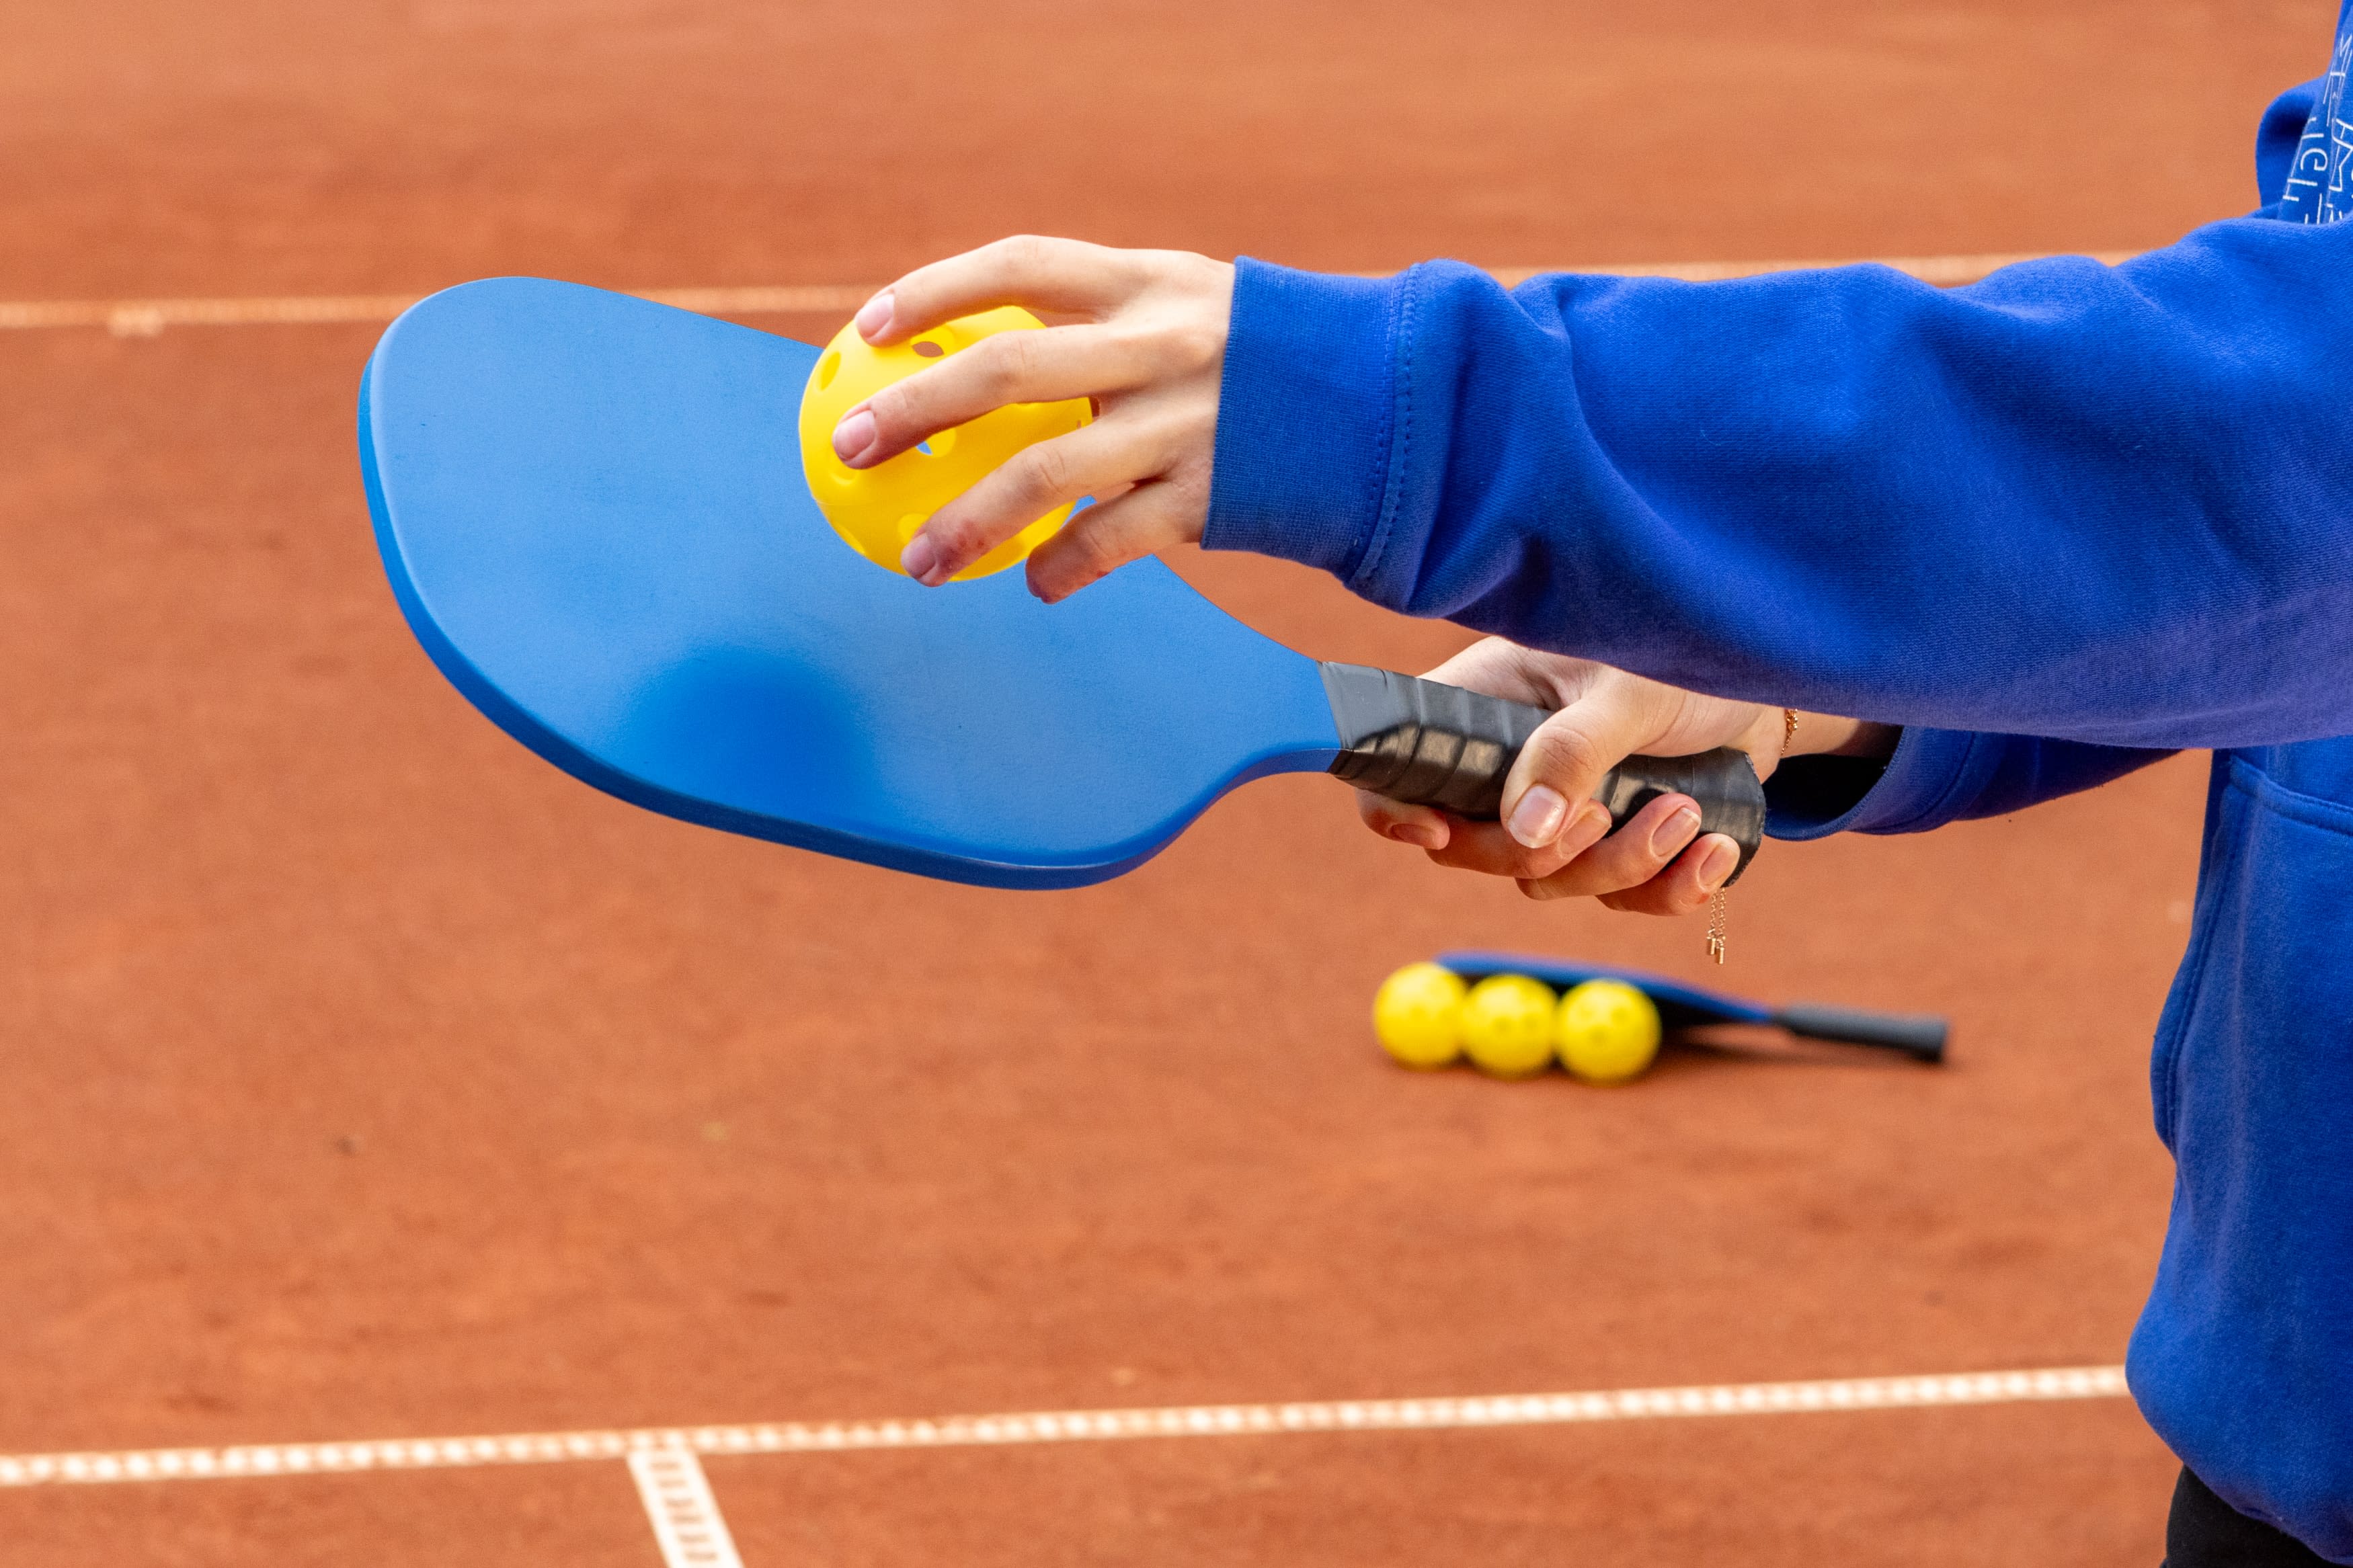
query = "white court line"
xmin=0 ymin=1364 xmax=2128 ymax=1489
xmin=629 ymin=1449 xmax=747 ymax=1568
xmin=0 ymin=252 xmax=2142 ymax=337
xmin=0 ymin=284 xmax=874 ymax=336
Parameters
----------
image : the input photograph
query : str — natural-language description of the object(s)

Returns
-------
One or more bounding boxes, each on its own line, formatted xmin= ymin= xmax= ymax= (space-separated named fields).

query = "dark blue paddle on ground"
xmin=1441 ymin=950 xmax=1948 ymax=1063
xmin=359 ymin=278 xmax=1767 ymax=889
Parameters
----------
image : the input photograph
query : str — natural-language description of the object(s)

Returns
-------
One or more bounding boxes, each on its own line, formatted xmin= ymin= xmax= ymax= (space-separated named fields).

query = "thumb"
xmin=1497 ymin=693 xmax=1661 ymax=850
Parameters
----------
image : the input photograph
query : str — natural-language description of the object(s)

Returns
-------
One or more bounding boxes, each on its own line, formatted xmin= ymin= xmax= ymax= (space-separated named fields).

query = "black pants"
xmin=2166 ymin=1467 xmax=2337 ymax=1567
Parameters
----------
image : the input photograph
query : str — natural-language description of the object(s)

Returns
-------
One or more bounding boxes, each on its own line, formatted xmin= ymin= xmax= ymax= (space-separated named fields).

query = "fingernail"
xmin=833 ymin=407 xmax=877 ymax=466
xmin=854 ymin=290 xmax=895 ymax=339
xmin=1507 ymin=785 xmax=1568 ymax=848
xmin=1651 ymin=804 xmax=1702 ymax=858
xmin=1700 ymin=837 xmax=1741 ymax=890
xmin=1388 ymin=822 xmax=1444 ymax=851
xmin=900 ymin=533 xmax=943 ymax=584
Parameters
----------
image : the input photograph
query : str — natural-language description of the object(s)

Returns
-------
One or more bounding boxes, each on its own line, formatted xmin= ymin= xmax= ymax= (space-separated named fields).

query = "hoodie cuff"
xmin=1767 ymin=727 xmax=2003 ymax=840
xmin=1203 ymin=257 xmax=1408 ymax=583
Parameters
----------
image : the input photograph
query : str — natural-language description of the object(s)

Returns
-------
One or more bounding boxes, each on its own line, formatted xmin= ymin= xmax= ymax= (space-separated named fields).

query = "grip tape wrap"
xmin=1318 ymin=662 xmax=1768 ymax=884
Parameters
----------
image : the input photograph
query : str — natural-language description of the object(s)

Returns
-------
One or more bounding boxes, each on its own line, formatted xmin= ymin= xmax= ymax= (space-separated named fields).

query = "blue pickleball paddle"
xmin=360 ymin=278 xmax=1765 ymax=890
xmin=1441 ymin=952 xmax=1948 ymax=1062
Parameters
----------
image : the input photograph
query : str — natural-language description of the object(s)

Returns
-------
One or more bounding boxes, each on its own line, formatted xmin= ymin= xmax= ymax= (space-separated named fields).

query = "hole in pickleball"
xmin=815 ymin=349 xmax=840 ymax=390
xmin=916 ymin=439 xmax=935 ymax=455
xmin=912 ymin=340 xmax=944 ymax=358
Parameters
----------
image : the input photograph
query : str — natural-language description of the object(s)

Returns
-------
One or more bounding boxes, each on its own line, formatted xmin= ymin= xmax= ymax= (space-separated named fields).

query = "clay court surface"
xmin=0 ymin=1 xmax=2327 ymax=1561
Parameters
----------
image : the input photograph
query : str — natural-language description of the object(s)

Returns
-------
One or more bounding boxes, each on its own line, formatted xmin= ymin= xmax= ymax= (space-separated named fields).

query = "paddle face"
xmin=360 ymin=279 xmax=1341 ymax=889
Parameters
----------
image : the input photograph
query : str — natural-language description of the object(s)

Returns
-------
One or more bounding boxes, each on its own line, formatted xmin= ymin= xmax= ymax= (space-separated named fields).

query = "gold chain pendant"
xmin=1706 ymin=707 xmax=1797 ymax=966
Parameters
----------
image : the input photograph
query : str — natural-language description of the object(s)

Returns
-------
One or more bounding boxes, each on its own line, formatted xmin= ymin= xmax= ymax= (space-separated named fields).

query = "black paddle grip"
xmin=1771 ymin=1003 xmax=1949 ymax=1064
xmin=1318 ymin=663 xmax=1767 ymax=884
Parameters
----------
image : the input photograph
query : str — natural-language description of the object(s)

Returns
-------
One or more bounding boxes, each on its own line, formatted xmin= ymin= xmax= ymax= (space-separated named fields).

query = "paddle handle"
xmin=1772 ymin=1003 xmax=1949 ymax=1063
xmin=1317 ymin=663 xmax=1767 ymax=884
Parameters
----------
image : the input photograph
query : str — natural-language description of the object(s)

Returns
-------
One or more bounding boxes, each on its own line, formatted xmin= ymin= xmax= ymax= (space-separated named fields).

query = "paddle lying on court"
xmin=1440 ymin=951 xmax=1949 ymax=1063
xmin=360 ymin=278 xmax=1766 ymax=890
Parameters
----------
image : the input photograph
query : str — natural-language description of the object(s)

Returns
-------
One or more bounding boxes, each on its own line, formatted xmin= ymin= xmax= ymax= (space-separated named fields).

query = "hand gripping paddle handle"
xmin=1318 ymin=662 xmax=1768 ymax=884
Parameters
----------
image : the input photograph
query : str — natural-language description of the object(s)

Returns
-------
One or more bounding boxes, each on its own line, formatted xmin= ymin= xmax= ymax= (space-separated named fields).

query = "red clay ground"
xmin=0 ymin=1 xmax=2329 ymax=1561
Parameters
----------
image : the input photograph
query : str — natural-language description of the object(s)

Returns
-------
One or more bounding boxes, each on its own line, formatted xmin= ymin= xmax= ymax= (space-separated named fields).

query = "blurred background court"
xmin=0 ymin=2 xmax=2319 ymax=1562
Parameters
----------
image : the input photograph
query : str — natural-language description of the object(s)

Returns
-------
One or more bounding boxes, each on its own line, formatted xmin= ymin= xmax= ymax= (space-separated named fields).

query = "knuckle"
xmin=1527 ymin=724 xmax=1605 ymax=788
xmin=1578 ymin=850 xmax=1645 ymax=894
xmin=1426 ymin=844 xmax=1478 ymax=873
xmin=1598 ymin=844 xmax=1659 ymax=888
xmin=1000 ymin=327 xmax=1044 ymax=380
xmin=863 ymin=384 xmax=908 ymax=436
xmin=1165 ymin=319 xmax=1222 ymax=370
xmin=998 ymin=233 xmax=1055 ymax=276
xmin=1102 ymin=322 xmax=1153 ymax=369
xmin=1083 ymin=520 xmax=1131 ymax=572
xmin=1503 ymin=843 xmax=1557 ymax=880
xmin=1064 ymin=516 xmax=1125 ymax=578
xmin=974 ymin=333 xmax=1035 ymax=400
xmin=1019 ymin=442 xmax=1078 ymax=503
xmin=1554 ymin=864 xmax=1609 ymax=899
xmin=1156 ymin=456 xmax=1210 ymax=514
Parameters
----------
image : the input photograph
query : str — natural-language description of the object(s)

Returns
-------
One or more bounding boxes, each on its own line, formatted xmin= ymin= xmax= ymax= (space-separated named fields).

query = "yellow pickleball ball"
xmin=1554 ymin=979 xmax=1663 ymax=1084
xmin=1371 ymin=962 xmax=1468 ymax=1069
xmin=797 ymin=306 xmax=1092 ymax=581
xmin=1460 ymin=974 xmax=1559 ymax=1079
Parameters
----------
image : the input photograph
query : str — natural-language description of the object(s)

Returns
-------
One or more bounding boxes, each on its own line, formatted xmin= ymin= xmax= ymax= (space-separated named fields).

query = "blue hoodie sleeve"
xmin=1204 ymin=212 xmax=2353 ymax=752
xmin=1759 ymin=78 xmax=2316 ymax=840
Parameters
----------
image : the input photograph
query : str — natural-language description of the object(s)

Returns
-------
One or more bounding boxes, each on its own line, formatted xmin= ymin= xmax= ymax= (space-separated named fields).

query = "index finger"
xmin=861 ymin=236 xmax=1144 ymax=344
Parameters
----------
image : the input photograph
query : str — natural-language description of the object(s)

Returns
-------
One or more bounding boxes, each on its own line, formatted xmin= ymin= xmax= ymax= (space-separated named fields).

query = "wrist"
xmin=1734 ymin=705 xmax=1797 ymax=782
xmin=1786 ymin=712 xmax=1900 ymax=761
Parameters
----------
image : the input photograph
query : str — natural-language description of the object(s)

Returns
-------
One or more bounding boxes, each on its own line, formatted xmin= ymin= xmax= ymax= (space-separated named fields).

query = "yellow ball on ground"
xmin=1554 ymin=979 xmax=1663 ymax=1084
xmin=1460 ymin=974 xmax=1559 ymax=1078
xmin=797 ymin=306 xmax=1093 ymax=581
xmin=1371 ymin=962 xmax=1469 ymax=1068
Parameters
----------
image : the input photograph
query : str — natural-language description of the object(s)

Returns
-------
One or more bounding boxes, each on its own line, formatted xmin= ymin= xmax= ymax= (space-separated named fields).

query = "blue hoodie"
xmin=1203 ymin=9 xmax=2353 ymax=1558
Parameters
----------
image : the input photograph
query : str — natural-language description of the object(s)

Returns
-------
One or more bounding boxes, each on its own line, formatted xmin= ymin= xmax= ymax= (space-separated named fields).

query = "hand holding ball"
xmin=797 ymin=307 xmax=1092 ymax=581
